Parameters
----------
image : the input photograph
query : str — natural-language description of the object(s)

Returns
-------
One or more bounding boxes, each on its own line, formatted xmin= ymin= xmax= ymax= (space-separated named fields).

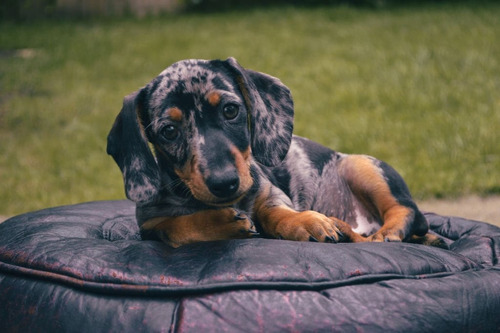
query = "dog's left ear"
xmin=222 ymin=57 xmax=294 ymax=167
xmin=107 ymin=90 xmax=161 ymax=203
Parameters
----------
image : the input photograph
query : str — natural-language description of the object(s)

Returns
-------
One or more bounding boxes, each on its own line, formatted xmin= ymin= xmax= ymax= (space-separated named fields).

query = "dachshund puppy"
xmin=107 ymin=58 xmax=445 ymax=248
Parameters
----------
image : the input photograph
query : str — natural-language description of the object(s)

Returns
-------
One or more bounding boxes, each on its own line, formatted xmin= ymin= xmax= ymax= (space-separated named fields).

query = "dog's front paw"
xmin=273 ymin=210 xmax=343 ymax=243
xmin=141 ymin=208 xmax=258 ymax=248
xmin=227 ymin=209 xmax=259 ymax=239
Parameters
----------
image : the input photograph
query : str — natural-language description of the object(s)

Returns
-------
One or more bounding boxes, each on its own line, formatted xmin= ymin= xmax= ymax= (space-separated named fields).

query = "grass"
xmin=1 ymin=3 xmax=499 ymax=216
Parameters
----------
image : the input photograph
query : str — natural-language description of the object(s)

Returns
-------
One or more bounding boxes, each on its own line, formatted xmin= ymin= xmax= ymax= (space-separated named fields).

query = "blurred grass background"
xmin=1 ymin=2 xmax=499 ymax=216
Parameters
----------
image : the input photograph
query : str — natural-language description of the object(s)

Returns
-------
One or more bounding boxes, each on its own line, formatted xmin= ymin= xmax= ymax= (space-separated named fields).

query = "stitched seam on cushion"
xmin=0 ymin=260 xmax=491 ymax=297
xmin=170 ymin=299 xmax=185 ymax=333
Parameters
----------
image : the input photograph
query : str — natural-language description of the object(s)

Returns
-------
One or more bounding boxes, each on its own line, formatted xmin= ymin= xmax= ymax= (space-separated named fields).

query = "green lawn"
xmin=1 ymin=3 xmax=499 ymax=216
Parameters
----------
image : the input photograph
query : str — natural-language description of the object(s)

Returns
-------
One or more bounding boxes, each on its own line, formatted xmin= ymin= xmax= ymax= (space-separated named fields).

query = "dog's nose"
xmin=206 ymin=171 xmax=240 ymax=198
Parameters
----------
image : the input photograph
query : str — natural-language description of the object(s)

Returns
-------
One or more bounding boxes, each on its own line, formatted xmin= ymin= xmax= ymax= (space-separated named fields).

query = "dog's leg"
xmin=254 ymin=183 xmax=365 ymax=243
xmin=338 ymin=155 xmax=429 ymax=243
xmin=141 ymin=209 xmax=257 ymax=248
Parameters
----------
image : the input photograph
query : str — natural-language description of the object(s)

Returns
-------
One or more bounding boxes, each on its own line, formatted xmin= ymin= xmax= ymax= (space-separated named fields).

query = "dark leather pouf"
xmin=1 ymin=200 xmax=499 ymax=332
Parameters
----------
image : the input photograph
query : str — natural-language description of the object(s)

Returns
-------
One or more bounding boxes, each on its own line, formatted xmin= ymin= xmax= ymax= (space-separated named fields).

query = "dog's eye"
xmin=222 ymin=104 xmax=239 ymax=120
xmin=160 ymin=125 xmax=179 ymax=141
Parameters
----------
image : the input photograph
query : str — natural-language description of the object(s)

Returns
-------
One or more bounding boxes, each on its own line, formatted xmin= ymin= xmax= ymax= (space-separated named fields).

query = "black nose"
xmin=206 ymin=171 xmax=240 ymax=198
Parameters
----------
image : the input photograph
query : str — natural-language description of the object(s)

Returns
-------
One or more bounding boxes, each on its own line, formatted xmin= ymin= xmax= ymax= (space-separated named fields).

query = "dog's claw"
xmin=234 ymin=212 xmax=247 ymax=221
xmin=233 ymin=209 xmax=258 ymax=239
xmin=309 ymin=236 xmax=319 ymax=242
xmin=325 ymin=235 xmax=337 ymax=243
xmin=249 ymin=230 xmax=260 ymax=238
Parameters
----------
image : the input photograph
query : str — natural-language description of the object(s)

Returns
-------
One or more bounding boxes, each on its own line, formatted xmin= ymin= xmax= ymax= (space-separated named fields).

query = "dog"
xmin=107 ymin=58 xmax=445 ymax=249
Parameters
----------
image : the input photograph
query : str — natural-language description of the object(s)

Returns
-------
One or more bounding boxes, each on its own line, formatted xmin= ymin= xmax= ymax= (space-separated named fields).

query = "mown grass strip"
xmin=1 ymin=3 xmax=499 ymax=215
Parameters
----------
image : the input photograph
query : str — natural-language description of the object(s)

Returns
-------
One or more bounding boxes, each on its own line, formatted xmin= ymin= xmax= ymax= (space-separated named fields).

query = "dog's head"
xmin=107 ymin=58 xmax=294 ymax=205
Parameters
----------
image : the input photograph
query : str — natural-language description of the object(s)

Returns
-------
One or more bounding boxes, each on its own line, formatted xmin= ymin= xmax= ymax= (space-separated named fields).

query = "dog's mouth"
xmin=203 ymin=191 xmax=248 ymax=207
xmin=184 ymin=179 xmax=252 ymax=207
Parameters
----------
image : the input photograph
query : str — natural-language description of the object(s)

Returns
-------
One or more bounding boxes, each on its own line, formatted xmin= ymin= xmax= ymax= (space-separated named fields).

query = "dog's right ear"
xmin=107 ymin=90 xmax=160 ymax=203
xmin=221 ymin=58 xmax=294 ymax=167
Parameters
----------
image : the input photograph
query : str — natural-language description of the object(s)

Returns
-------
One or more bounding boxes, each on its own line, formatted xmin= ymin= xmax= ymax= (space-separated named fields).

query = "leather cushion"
xmin=1 ymin=200 xmax=499 ymax=332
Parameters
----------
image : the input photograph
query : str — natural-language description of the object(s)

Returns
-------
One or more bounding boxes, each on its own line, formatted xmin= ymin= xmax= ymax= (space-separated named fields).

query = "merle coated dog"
xmin=107 ymin=58 xmax=445 ymax=248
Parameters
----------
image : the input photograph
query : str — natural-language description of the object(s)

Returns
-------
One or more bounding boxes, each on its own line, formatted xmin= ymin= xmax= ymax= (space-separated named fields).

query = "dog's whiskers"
xmin=160 ymin=177 xmax=183 ymax=191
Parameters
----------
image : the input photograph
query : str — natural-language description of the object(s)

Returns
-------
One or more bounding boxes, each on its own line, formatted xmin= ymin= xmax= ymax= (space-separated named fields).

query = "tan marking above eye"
xmin=167 ymin=107 xmax=183 ymax=121
xmin=206 ymin=91 xmax=221 ymax=107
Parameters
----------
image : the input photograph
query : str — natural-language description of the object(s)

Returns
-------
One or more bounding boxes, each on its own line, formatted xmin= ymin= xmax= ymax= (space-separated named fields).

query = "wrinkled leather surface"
xmin=0 ymin=200 xmax=499 ymax=332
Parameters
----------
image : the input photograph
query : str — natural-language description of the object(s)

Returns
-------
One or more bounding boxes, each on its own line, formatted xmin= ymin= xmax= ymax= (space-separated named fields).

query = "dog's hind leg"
xmin=338 ymin=155 xmax=430 ymax=243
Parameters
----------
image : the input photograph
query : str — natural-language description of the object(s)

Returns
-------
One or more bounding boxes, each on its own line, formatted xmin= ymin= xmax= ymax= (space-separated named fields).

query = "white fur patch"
xmin=351 ymin=200 xmax=380 ymax=236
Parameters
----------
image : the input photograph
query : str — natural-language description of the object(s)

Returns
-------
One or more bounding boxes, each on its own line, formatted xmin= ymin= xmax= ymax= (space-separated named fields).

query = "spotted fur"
xmin=107 ymin=58 xmax=446 ymax=248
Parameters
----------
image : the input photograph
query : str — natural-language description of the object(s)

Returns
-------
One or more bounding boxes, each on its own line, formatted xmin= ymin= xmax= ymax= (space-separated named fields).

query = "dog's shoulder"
xmin=281 ymin=135 xmax=341 ymax=172
xmin=264 ymin=135 xmax=341 ymax=201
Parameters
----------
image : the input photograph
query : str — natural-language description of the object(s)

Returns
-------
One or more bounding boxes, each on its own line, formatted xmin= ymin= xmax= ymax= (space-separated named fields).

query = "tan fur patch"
xmin=206 ymin=91 xmax=221 ymax=107
xmin=135 ymin=105 xmax=148 ymax=136
xmin=235 ymin=75 xmax=252 ymax=111
xmin=175 ymin=154 xmax=215 ymax=203
xmin=231 ymin=145 xmax=253 ymax=194
xmin=252 ymin=185 xmax=294 ymax=236
xmin=167 ymin=107 xmax=183 ymax=121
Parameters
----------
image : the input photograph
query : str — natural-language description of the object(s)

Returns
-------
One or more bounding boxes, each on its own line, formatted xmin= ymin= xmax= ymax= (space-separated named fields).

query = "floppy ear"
xmin=107 ymin=90 xmax=160 ymax=203
xmin=223 ymin=57 xmax=294 ymax=167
